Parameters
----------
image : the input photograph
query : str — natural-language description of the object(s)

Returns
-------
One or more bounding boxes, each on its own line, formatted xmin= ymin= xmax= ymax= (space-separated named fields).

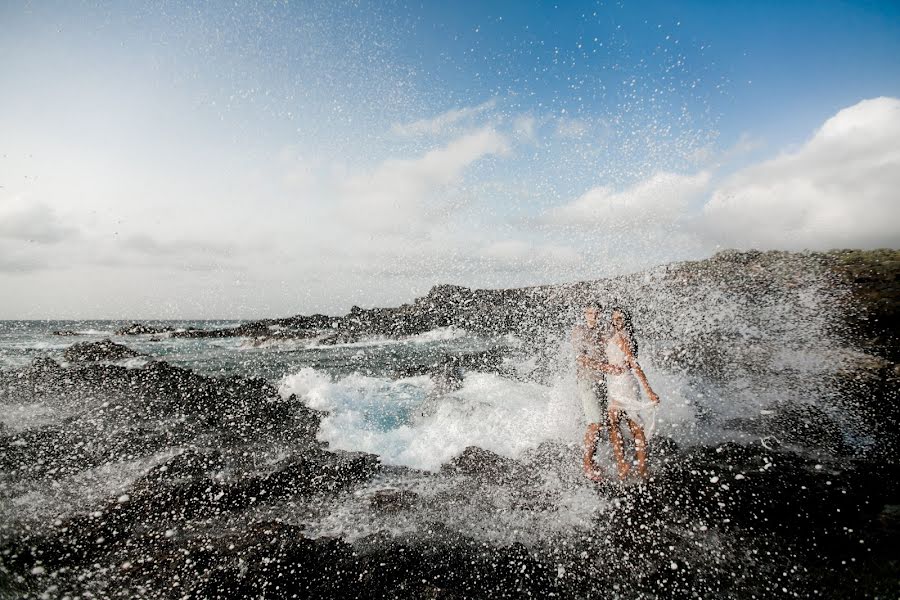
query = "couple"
xmin=573 ymin=304 xmax=659 ymax=482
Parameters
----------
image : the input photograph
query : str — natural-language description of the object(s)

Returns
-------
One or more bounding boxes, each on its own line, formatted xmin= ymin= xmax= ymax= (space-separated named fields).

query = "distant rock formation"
xmin=116 ymin=323 xmax=175 ymax=336
xmin=63 ymin=339 xmax=142 ymax=362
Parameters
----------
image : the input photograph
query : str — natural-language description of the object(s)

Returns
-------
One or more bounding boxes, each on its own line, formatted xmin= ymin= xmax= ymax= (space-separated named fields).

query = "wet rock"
xmin=266 ymin=449 xmax=381 ymax=495
xmin=441 ymin=446 xmax=522 ymax=479
xmin=317 ymin=329 xmax=361 ymax=345
xmin=26 ymin=356 xmax=64 ymax=375
xmin=723 ymin=402 xmax=847 ymax=454
xmin=63 ymin=339 xmax=142 ymax=362
xmin=0 ymin=359 xmax=324 ymax=480
xmin=765 ymin=402 xmax=846 ymax=453
xmin=51 ymin=329 xmax=78 ymax=336
xmin=115 ymin=322 xmax=174 ymax=336
xmin=369 ymin=488 xmax=419 ymax=512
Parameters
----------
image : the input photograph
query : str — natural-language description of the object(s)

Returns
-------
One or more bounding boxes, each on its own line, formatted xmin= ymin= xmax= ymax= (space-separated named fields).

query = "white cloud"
xmin=277 ymin=146 xmax=320 ymax=193
xmin=339 ymin=127 xmax=510 ymax=230
xmin=0 ymin=197 xmax=78 ymax=244
xmin=391 ymin=99 xmax=497 ymax=137
xmin=542 ymin=171 xmax=712 ymax=231
xmin=689 ymin=132 xmax=764 ymax=167
xmin=480 ymin=239 xmax=581 ymax=272
xmin=512 ymin=115 xmax=537 ymax=142
xmin=702 ymin=97 xmax=900 ymax=249
xmin=555 ymin=117 xmax=588 ymax=139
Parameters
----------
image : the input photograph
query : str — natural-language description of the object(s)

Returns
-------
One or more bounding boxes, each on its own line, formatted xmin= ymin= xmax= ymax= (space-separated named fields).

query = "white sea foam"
xmin=279 ymin=353 xmax=698 ymax=472
xmin=407 ymin=325 xmax=469 ymax=343
xmin=303 ymin=326 xmax=472 ymax=351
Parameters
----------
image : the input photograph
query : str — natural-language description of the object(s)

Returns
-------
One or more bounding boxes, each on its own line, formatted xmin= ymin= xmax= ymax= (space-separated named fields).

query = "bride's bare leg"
xmin=582 ymin=422 xmax=603 ymax=481
xmin=607 ymin=409 xmax=629 ymax=480
xmin=628 ymin=418 xmax=648 ymax=479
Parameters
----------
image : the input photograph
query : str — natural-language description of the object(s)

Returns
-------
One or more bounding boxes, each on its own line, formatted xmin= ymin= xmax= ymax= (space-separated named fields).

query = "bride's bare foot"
xmin=583 ymin=461 xmax=604 ymax=482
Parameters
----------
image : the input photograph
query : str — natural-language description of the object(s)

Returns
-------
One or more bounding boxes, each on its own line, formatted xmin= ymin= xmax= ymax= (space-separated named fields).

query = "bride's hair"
xmin=611 ymin=306 xmax=638 ymax=358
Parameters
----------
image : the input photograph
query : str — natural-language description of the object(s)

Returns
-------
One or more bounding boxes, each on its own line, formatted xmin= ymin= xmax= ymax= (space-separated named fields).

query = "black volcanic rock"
xmin=369 ymin=488 xmax=419 ymax=512
xmin=441 ymin=446 xmax=527 ymax=481
xmin=0 ymin=358 xmax=324 ymax=480
xmin=63 ymin=339 xmax=142 ymax=362
xmin=116 ymin=322 xmax=175 ymax=335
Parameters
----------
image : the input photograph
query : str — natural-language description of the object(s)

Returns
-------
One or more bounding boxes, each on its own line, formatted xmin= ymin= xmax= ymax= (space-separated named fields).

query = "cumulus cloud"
xmin=542 ymin=171 xmax=712 ymax=231
xmin=702 ymin=97 xmax=900 ymax=249
xmin=391 ymin=99 xmax=497 ymax=137
xmin=339 ymin=127 xmax=510 ymax=230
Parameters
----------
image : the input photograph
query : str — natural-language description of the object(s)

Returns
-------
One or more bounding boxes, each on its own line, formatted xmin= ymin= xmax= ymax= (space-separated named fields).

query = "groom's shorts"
xmin=578 ymin=377 xmax=608 ymax=425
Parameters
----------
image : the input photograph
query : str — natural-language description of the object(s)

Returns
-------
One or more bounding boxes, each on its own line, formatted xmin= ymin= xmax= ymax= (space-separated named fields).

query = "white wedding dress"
xmin=605 ymin=332 xmax=657 ymax=436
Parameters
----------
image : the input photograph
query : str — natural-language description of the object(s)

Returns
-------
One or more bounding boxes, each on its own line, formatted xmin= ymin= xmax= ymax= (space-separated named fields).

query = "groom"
xmin=572 ymin=304 xmax=624 ymax=481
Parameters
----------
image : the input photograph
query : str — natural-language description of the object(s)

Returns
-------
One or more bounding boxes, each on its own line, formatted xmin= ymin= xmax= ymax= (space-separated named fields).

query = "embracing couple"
xmin=573 ymin=304 xmax=660 ymax=482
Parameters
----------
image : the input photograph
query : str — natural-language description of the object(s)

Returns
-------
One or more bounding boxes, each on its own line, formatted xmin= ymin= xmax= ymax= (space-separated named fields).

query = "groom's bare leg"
xmin=583 ymin=422 xmax=604 ymax=481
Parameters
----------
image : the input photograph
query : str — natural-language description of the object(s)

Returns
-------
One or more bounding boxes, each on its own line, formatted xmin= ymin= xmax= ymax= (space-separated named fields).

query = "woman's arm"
xmin=618 ymin=334 xmax=659 ymax=404
xmin=577 ymin=355 xmax=624 ymax=375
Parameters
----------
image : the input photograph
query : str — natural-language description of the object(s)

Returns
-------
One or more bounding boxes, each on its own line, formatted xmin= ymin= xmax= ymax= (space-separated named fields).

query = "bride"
xmin=603 ymin=307 xmax=660 ymax=480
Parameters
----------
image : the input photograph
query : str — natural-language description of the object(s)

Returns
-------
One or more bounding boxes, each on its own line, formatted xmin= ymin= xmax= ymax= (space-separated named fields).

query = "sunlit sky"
xmin=1 ymin=1 xmax=899 ymax=318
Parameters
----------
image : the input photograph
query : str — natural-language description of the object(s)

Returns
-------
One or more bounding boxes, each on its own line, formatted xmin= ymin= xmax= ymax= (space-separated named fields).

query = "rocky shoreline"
xmin=2 ymin=249 xmax=898 ymax=598
xmin=113 ymin=249 xmax=900 ymax=351
xmin=1 ymin=352 xmax=897 ymax=598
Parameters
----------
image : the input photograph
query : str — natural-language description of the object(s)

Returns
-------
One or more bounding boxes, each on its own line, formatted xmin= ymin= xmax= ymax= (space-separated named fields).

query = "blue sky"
xmin=1 ymin=1 xmax=899 ymax=317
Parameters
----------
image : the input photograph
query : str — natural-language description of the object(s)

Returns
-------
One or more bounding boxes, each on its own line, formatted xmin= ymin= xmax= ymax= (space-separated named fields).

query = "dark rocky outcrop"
xmin=116 ymin=322 xmax=175 ymax=336
xmin=0 ymin=355 xmax=324 ymax=481
xmin=63 ymin=339 xmax=142 ymax=362
xmin=3 ymin=435 xmax=898 ymax=599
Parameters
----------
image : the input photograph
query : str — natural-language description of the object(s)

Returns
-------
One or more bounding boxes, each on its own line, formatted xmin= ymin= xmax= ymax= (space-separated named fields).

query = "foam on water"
xmin=279 ymin=352 xmax=698 ymax=472
xmin=301 ymin=326 xmax=472 ymax=352
xmin=407 ymin=325 xmax=469 ymax=343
